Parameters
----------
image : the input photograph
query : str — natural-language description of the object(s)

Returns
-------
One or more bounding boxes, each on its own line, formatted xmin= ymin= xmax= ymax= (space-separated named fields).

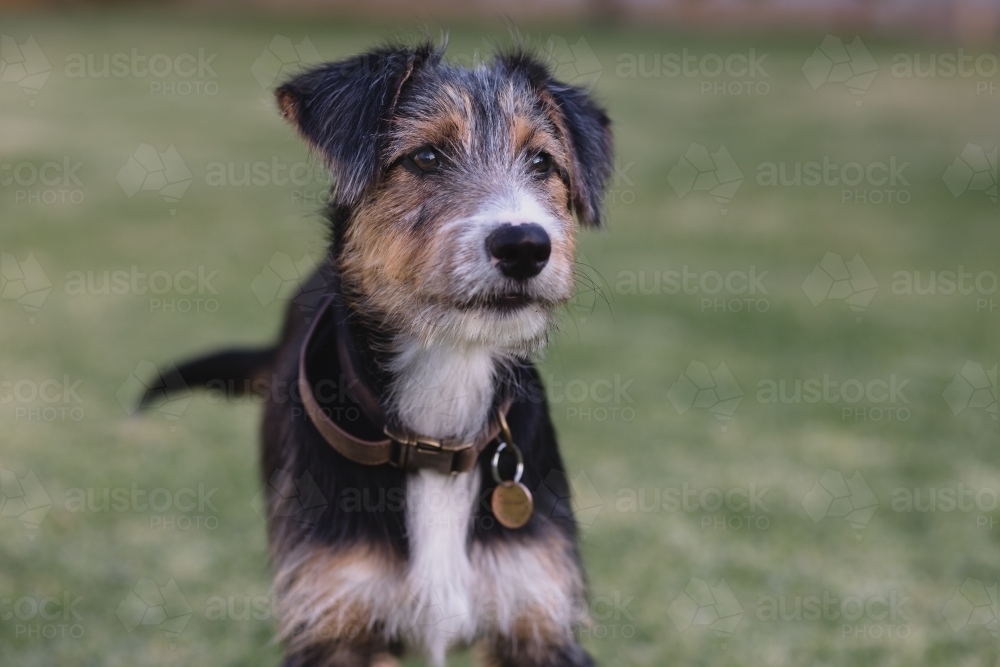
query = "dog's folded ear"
xmin=276 ymin=43 xmax=440 ymax=206
xmin=500 ymin=51 xmax=614 ymax=228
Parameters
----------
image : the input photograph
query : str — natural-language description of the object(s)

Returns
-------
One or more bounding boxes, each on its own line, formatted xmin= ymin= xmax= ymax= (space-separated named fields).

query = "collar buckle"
xmin=384 ymin=427 xmax=473 ymax=474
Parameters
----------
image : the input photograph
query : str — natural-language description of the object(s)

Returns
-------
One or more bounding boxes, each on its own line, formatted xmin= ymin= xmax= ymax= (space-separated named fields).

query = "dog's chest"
xmin=390 ymin=343 xmax=494 ymax=662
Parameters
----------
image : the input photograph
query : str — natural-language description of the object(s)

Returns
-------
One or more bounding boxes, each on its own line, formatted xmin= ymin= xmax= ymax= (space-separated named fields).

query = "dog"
xmin=141 ymin=40 xmax=613 ymax=667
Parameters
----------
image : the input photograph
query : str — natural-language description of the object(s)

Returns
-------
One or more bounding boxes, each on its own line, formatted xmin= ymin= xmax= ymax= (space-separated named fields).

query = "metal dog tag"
xmin=492 ymin=480 xmax=533 ymax=529
xmin=490 ymin=436 xmax=533 ymax=530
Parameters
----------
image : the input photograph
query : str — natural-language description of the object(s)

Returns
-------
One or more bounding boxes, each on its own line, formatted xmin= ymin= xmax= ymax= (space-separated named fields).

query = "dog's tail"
xmin=137 ymin=346 xmax=278 ymax=410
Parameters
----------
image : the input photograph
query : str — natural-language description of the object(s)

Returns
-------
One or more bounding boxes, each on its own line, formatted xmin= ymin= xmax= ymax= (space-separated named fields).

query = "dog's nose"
xmin=485 ymin=223 xmax=551 ymax=281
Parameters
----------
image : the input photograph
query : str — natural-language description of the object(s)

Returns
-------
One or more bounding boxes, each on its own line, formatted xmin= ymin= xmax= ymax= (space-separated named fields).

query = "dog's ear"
xmin=499 ymin=50 xmax=614 ymax=227
xmin=276 ymin=43 xmax=439 ymax=206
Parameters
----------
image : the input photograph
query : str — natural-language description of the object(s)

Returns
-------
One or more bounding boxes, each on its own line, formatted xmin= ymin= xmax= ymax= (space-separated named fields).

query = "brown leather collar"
xmin=297 ymin=273 xmax=511 ymax=475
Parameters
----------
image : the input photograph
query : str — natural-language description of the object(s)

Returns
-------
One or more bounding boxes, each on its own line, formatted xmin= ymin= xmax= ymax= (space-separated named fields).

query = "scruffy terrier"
xmin=143 ymin=40 xmax=613 ymax=667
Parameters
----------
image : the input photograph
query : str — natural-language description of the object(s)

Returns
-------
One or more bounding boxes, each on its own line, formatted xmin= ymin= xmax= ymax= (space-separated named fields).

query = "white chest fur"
xmin=388 ymin=339 xmax=497 ymax=442
xmin=389 ymin=341 xmax=494 ymax=664
xmin=402 ymin=469 xmax=480 ymax=665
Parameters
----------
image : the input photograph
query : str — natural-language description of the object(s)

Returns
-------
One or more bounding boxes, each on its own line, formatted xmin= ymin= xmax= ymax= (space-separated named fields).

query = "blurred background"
xmin=1 ymin=1 xmax=998 ymax=666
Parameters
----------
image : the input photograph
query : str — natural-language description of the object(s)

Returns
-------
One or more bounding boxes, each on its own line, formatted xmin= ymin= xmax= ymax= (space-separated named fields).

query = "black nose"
xmin=485 ymin=223 xmax=551 ymax=281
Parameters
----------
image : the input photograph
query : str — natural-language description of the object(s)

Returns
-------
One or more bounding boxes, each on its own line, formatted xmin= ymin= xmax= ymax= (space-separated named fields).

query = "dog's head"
xmin=277 ymin=42 xmax=612 ymax=354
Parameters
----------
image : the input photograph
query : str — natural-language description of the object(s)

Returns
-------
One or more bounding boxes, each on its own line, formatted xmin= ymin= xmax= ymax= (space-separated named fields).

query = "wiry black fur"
xmin=276 ymin=43 xmax=442 ymax=208
xmin=138 ymin=347 xmax=276 ymax=409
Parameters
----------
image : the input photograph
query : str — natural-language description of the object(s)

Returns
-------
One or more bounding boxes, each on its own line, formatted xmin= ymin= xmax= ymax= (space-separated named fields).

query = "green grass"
xmin=1 ymin=13 xmax=998 ymax=667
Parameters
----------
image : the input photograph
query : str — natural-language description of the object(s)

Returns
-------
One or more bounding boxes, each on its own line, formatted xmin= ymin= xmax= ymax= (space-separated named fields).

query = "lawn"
xmin=1 ymin=12 xmax=998 ymax=667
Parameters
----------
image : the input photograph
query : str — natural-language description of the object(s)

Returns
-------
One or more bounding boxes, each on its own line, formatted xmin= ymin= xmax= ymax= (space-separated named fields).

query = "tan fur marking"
xmin=274 ymin=544 xmax=403 ymax=652
xmin=387 ymin=87 xmax=471 ymax=162
xmin=511 ymin=114 xmax=538 ymax=153
xmin=471 ymin=529 xmax=587 ymax=658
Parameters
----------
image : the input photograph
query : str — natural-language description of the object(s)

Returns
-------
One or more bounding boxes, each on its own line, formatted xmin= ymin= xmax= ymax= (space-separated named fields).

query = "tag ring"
xmin=491 ymin=440 xmax=524 ymax=485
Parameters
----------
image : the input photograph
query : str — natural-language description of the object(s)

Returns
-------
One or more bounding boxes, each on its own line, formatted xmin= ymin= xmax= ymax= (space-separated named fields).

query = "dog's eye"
xmin=529 ymin=152 xmax=553 ymax=177
xmin=408 ymin=146 xmax=441 ymax=173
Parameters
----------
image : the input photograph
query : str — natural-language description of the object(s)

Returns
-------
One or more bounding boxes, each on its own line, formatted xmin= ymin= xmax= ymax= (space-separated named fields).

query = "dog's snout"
xmin=485 ymin=223 xmax=551 ymax=281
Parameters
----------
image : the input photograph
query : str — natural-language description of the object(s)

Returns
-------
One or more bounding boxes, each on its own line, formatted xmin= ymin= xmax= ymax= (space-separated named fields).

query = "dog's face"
xmin=277 ymin=45 xmax=612 ymax=354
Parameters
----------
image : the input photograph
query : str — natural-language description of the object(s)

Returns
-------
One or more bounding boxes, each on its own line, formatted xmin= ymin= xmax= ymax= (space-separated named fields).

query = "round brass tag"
xmin=491 ymin=481 xmax=533 ymax=529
